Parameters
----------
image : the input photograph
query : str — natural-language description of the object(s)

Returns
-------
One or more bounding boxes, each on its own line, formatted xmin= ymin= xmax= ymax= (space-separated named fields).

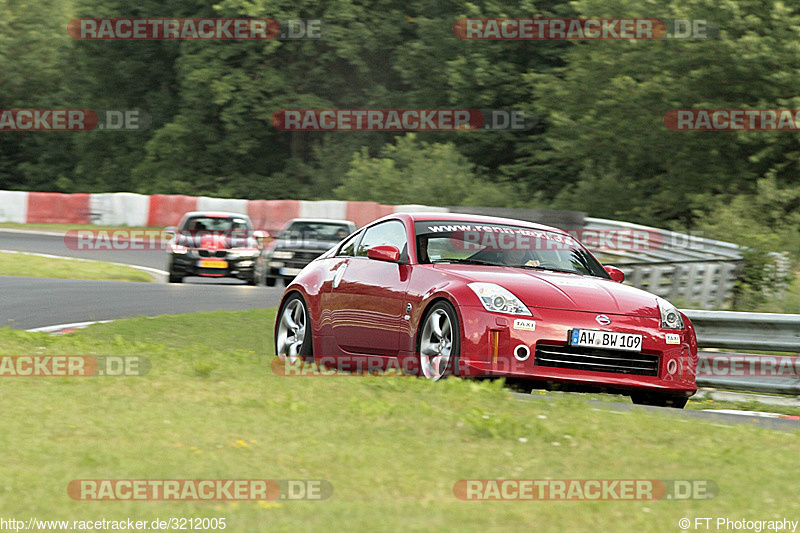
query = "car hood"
xmin=432 ymin=265 xmax=660 ymax=316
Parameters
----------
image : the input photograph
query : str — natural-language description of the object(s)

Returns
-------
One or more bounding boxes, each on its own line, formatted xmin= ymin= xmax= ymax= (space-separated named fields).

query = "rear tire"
xmin=265 ymin=276 xmax=277 ymax=287
xmin=168 ymin=272 xmax=183 ymax=283
xmin=417 ymin=301 xmax=461 ymax=381
xmin=631 ymin=392 xmax=688 ymax=409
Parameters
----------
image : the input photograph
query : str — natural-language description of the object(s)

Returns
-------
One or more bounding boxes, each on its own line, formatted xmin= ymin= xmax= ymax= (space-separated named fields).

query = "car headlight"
xmin=467 ymin=282 xmax=532 ymax=316
xmin=657 ymin=297 xmax=684 ymax=330
xmin=272 ymin=250 xmax=293 ymax=259
xmin=171 ymin=244 xmax=188 ymax=254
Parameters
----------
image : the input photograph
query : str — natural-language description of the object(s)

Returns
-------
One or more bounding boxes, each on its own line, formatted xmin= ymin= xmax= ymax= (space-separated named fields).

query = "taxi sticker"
xmin=513 ymin=319 xmax=536 ymax=331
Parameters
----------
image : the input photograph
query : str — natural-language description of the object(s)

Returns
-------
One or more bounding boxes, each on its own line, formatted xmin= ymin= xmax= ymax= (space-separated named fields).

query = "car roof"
xmin=381 ymin=212 xmax=567 ymax=234
xmin=283 ymin=218 xmax=356 ymax=226
xmin=181 ymin=211 xmax=251 ymax=219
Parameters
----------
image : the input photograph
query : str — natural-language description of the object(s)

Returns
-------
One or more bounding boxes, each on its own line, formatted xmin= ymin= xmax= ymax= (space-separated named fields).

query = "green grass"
xmin=0 ymin=251 xmax=154 ymax=282
xmin=0 ymin=309 xmax=797 ymax=532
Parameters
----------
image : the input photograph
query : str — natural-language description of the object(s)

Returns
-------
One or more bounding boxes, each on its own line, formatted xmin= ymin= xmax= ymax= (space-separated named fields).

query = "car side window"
xmin=336 ymin=230 xmax=362 ymax=257
xmin=356 ymin=220 xmax=408 ymax=259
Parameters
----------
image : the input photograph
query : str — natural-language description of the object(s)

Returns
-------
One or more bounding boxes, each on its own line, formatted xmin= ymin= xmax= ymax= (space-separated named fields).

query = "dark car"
xmin=166 ymin=211 xmax=266 ymax=284
xmin=256 ymin=218 xmax=357 ymax=287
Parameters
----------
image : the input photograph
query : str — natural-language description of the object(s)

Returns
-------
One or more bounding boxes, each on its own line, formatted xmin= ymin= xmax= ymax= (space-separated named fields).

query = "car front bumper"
xmin=453 ymin=305 xmax=697 ymax=395
xmin=169 ymin=252 xmax=257 ymax=280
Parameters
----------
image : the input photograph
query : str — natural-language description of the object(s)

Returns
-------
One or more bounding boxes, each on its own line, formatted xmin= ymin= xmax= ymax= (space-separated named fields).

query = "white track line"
xmin=26 ymin=320 xmax=115 ymax=333
xmin=0 ymin=228 xmax=76 ymax=236
xmin=0 ymin=249 xmax=167 ymax=278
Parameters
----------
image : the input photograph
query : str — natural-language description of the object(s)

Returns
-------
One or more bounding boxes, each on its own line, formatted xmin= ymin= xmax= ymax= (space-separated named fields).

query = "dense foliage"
xmin=2 ymin=0 xmax=800 ymax=262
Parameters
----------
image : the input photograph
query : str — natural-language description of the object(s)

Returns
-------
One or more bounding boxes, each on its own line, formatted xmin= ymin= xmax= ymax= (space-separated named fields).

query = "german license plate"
xmin=569 ymin=329 xmax=642 ymax=352
xmin=198 ymin=260 xmax=228 ymax=268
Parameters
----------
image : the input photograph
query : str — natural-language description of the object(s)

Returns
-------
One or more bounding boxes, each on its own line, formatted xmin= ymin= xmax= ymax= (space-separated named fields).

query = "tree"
xmin=0 ymin=0 xmax=75 ymax=191
xmin=533 ymin=0 xmax=800 ymax=226
xmin=335 ymin=133 xmax=520 ymax=206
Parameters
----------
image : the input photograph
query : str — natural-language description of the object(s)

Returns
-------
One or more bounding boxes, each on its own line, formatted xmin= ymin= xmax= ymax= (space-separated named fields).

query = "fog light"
xmin=513 ymin=345 xmax=530 ymax=362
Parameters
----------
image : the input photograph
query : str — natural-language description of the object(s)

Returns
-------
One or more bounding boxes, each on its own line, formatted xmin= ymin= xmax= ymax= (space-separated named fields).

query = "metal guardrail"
xmin=584 ymin=217 xmax=743 ymax=263
xmin=685 ymin=310 xmax=800 ymax=352
xmin=684 ymin=310 xmax=800 ymax=394
xmin=585 ymin=218 xmax=744 ymax=310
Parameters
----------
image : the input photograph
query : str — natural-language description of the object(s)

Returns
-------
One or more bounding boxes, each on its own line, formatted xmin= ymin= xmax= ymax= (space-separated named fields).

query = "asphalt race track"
xmin=0 ymin=276 xmax=284 ymax=330
xmin=0 ymin=230 xmax=283 ymax=330
xmin=2 ymin=229 xmax=798 ymax=429
xmin=0 ymin=229 xmax=165 ymax=270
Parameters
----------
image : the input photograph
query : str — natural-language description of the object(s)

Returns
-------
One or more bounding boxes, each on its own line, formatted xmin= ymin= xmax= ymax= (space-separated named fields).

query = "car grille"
xmin=534 ymin=344 xmax=659 ymax=377
xmin=197 ymin=249 xmax=227 ymax=258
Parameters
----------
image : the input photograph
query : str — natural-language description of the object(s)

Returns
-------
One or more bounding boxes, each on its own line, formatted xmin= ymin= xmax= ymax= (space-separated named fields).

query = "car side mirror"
xmin=605 ymin=265 xmax=625 ymax=283
xmin=367 ymin=245 xmax=401 ymax=263
xmin=164 ymin=226 xmax=177 ymax=238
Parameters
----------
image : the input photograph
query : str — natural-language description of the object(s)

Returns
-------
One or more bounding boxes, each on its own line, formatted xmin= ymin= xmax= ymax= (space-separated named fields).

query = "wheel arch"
xmin=414 ymin=294 xmax=464 ymax=353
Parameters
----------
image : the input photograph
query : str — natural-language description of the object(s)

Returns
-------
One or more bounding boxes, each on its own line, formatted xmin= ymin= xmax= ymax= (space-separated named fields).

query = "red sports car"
xmin=274 ymin=213 xmax=697 ymax=408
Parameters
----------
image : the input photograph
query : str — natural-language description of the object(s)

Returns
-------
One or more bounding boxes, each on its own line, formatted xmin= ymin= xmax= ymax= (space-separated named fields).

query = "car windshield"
xmin=282 ymin=222 xmax=351 ymax=242
xmin=414 ymin=221 xmax=609 ymax=278
xmin=184 ymin=216 xmax=249 ymax=232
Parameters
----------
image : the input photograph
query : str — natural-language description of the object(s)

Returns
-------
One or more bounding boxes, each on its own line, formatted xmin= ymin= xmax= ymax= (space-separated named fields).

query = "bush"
xmin=692 ymin=177 xmax=800 ymax=310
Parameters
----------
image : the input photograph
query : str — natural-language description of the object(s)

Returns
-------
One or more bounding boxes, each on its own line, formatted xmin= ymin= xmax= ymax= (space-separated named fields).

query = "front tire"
xmin=265 ymin=276 xmax=277 ymax=287
xmin=168 ymin=271 xmax=183 ymax=283
xmin=630 ymin=392 xmax=689 ymax=409
xmin=417 ymin=301 xmax=461 ymax=381
xmin=275 ymin=294 xmax=313 ymax=362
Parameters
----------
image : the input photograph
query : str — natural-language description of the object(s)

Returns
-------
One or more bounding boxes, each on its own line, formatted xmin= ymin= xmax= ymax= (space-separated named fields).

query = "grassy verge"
xmin=0 ymin=309 xmax=797 ymax=531
xmin=0 ymin=251 xmax=154 ymax=282
xmin=688 ymin=397 xmax=800 ymax=417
